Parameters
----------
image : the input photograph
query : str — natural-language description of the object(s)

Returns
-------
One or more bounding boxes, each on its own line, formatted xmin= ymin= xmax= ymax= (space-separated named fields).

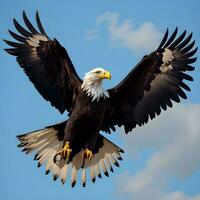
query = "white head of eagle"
xmin=81 ymin=68 xmax=111 ymax=101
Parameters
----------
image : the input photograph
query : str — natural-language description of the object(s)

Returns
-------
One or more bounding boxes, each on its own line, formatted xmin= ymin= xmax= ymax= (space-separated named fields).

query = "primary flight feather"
xmin=4 ymin=11 xmax=197 ymax=187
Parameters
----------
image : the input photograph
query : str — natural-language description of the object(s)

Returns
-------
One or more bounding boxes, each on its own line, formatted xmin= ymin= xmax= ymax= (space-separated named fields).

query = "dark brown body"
xmin=64 ymin=90 xmax=107 ymax=155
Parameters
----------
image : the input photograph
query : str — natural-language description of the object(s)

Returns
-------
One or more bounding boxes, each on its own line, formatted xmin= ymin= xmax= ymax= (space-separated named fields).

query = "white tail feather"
xmin=17 ymin=125 xmax=124 ymax=187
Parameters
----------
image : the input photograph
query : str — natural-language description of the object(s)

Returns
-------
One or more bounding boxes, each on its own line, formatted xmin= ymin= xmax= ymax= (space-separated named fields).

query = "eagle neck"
xmin=81 ymin=79 xmax=109 ymax=102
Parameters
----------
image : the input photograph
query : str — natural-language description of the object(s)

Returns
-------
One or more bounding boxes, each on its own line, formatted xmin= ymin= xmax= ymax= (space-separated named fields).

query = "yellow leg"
xmin=82 ymin=149 xmax=93 ymax=161
xmin=62 ymin=141 xmax=72 ymax=158
xmin=54 ymin=141 xmax=72 ymax=161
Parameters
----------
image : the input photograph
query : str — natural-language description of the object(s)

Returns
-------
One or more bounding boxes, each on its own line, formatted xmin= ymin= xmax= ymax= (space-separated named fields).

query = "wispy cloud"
xmin=86 ymin=11 xmax=162 ymax=53
xmin=85 ymin=29 xmax=100 ymax=40
xmin=116 ymin=103 xmax=200 ymax=200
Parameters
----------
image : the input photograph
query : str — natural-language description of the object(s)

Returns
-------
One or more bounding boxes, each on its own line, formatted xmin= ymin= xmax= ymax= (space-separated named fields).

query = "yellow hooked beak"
xmin=98 ymin=71 xmax=111 ymax=80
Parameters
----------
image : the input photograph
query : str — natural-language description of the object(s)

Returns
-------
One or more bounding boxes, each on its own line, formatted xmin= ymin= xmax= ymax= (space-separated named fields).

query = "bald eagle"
xmin=4 ymin=11 xmax=197 ymax=187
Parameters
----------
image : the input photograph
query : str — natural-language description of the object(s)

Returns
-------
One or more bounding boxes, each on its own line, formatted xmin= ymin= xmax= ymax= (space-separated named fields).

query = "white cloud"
xmin=85 ymin=29 xmax=100 ymax=40
xmin=117 ymin=103 xmax=200 ymax=200
xmin=87 ymin=11 xmax=162 ymax=53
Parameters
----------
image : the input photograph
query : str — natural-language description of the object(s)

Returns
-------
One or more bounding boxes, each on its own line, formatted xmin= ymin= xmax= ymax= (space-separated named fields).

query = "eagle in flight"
xmin=4 ymin=11 xmax=197 ymax=187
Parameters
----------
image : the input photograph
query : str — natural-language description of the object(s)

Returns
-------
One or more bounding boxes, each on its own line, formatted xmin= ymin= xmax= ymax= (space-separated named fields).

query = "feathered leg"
xmin=53 ymin=122 xmax=74 ymax=163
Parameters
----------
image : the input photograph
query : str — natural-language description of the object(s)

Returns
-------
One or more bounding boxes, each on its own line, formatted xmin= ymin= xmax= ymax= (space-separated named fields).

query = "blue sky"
xmin=1 ymin=0 xmax=200 ymax=200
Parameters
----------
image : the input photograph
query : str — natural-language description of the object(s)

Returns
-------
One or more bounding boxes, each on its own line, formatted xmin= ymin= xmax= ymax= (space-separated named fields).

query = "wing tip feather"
xmin=71 ymin=181 xmax=76 ymax=188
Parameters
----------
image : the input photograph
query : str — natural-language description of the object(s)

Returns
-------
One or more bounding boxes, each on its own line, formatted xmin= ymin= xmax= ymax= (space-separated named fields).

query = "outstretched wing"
xmin=102 ymin=28 xmax=197 ymax=134
xmin=4 ymin=11 xmax=82 ymax=114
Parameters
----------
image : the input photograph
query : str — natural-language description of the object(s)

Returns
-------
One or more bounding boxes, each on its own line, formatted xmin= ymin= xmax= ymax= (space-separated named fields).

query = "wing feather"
xmin=13 ymin=18 xmax=32 ymax=37
xmin=36 ymin=11 xmax=49 ymax=37
xmin=22 ymin=11 xmax=39 ymax=34
xmin=163 ymin=27 xmax=178 ymax=48
xmin=4 ymin=11 xmax=82 ymax=113
xmin=157 ymin=28 xmax=168 ymax=50
xmin=103 ymin=28 xmax=197 ymax=133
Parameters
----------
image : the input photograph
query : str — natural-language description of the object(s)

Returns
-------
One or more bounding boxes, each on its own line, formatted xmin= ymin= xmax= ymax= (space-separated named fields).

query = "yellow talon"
xmin=82 ymin=149 xmax=93 ymax=161
xmin=54 ymin=141 xmax=72 ymax=162
xmin=62 ymin=142 xmax=72 ymax=158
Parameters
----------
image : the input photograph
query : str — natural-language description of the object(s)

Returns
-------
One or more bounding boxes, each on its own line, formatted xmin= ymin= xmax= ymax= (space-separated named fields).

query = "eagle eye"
xmin=95 ymin=70 xmax=102 ymax=74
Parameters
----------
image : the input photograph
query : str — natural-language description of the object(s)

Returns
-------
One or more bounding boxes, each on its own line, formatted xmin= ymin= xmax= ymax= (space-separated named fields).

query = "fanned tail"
xmin=17 ymin=122 xmax=124 ymax=187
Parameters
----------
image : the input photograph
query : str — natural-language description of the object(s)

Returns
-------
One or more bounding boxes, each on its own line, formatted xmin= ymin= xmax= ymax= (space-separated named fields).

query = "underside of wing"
xmin=4 ymin=11 xmax=82 ymax=114
xmin=103 ymin=28 xmax=197 ymax=133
